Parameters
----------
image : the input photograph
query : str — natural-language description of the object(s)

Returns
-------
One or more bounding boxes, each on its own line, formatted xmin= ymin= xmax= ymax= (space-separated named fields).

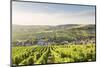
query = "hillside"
xmin=12 ymin=24 xmax=96 ymax=46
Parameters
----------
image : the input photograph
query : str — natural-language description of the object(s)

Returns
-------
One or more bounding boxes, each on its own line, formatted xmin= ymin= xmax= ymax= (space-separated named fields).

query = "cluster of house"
xmin=15 ymin=38 xmax=95 ymax=46
xmin=16 ymin=40 xmax=33 ymax=46
xmin=69 ymin=39 xmax=95 ymax=45
xmin=15 ymin=35 xmax=95 ymax=46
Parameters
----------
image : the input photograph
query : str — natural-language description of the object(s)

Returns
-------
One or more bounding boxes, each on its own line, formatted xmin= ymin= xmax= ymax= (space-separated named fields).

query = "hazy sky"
xmin=12 ymin=1 xmax=95 ymax=25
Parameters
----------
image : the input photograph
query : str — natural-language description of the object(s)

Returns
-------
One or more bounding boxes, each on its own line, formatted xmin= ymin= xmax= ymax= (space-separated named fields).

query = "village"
xmin=15 ymin=36 xmax=95 ymax=46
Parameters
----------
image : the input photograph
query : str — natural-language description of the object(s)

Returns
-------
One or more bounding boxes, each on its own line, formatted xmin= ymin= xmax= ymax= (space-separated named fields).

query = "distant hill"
xmin=12 ymin=24 xmax=96 ymax=46
xmin=13 ymin=24 xmax=95 ymax=32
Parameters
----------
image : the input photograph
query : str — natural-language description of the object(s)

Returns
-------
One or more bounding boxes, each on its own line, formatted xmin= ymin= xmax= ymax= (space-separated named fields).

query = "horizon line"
xmin=12 ymin=23 xmax=95 ymax=26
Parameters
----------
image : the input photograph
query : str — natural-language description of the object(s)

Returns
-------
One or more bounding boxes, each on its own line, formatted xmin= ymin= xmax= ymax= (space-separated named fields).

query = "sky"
xmin=12 ymin=1 xmax=96 ymax=25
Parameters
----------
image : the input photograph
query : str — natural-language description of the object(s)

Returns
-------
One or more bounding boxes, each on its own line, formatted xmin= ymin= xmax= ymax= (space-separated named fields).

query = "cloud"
xmin=12 ymin=1 xmax=95 ymax=25
xmin=12 ymin=9 xmax=95 ymax=25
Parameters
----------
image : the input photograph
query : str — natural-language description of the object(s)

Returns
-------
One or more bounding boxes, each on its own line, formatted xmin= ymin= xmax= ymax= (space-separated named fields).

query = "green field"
xmin=12 ymin=24 xmax=96 ymax=66
xmin=12 ymin=44 xmax=96 ymax=66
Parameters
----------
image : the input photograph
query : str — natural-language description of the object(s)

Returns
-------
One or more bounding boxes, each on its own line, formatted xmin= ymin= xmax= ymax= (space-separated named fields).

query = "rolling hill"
xmin=12 ymin=24 xmax=96 ymax=46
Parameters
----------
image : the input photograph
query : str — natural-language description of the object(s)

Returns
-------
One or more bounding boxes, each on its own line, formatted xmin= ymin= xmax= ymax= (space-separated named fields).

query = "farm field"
xmin=12 ymin=44 xmax=96 ymax=66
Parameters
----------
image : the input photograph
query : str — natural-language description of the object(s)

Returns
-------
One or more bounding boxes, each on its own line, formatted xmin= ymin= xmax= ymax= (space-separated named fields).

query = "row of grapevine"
xmin=51 ymin=44 xmax=96 ymax=62
xmin=12 ymin=45 xmax=48 ymax=65
xmin=12 ymin=44 xmax=96 ymax=66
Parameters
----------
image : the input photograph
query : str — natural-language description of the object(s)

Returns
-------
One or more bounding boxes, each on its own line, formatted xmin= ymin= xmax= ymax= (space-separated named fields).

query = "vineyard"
xmin=12 ymin=44 xmax=96 ymax=66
